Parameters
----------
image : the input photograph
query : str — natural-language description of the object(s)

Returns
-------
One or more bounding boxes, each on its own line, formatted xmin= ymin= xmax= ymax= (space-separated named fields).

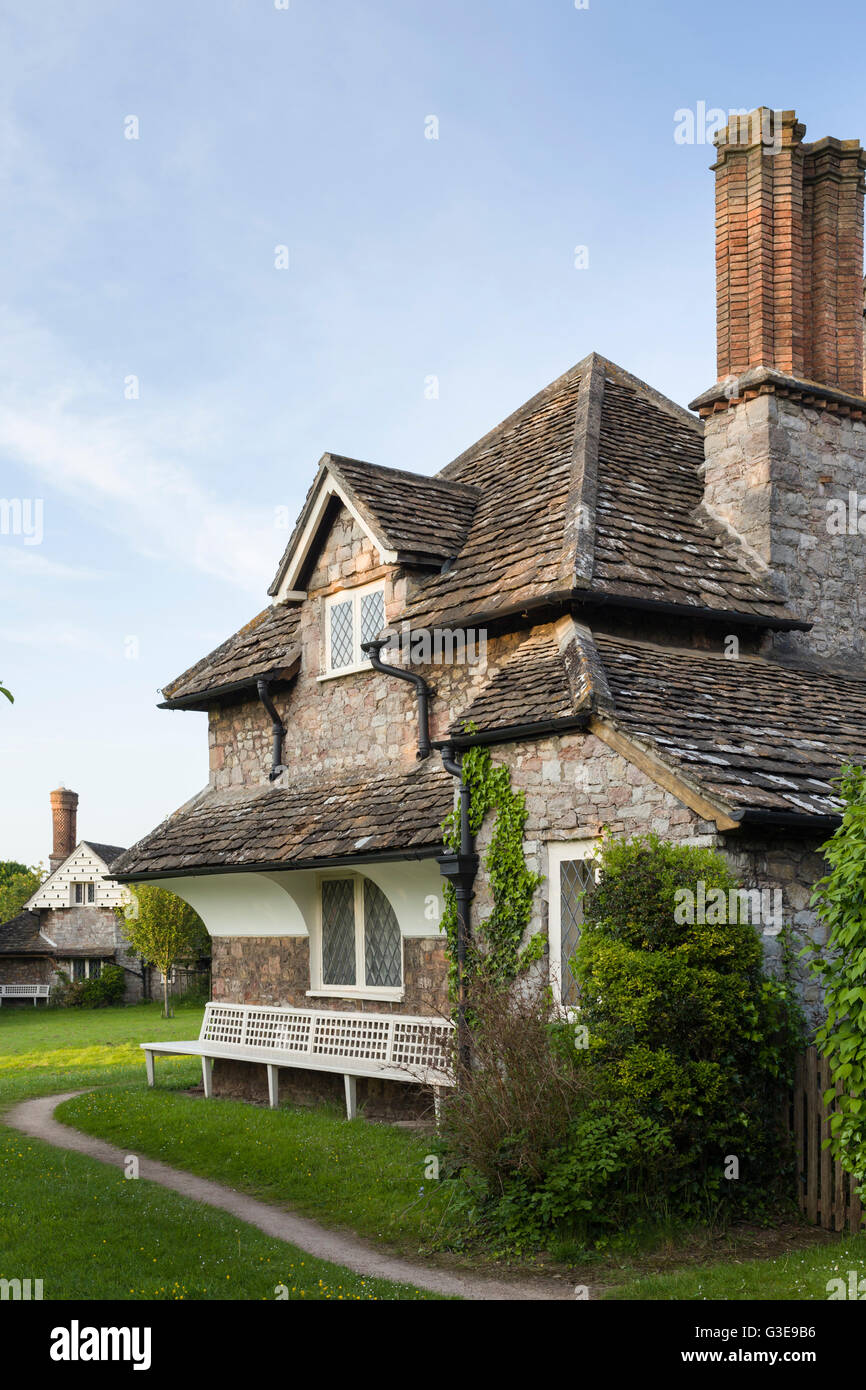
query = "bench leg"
xmin=201 ymin=1056 xmax=213 ymax=1100
xmin=144 ymin=1050 xmax=155 ymax=1088
xmin=344 ymin=1074 xmax=357 ymax=1121
xmin=266 ymin=1064 xmax=279 ymax=1110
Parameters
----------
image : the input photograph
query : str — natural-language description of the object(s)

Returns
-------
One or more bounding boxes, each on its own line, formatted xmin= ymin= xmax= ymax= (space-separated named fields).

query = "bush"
xmin=54 ymin=964 xmax=127 ymax=1009
xmin=439 ymin=833 xmax=804 ymax=1250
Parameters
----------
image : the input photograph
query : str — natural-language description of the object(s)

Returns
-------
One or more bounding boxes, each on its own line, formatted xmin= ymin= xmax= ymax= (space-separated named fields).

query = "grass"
xmin=58 ymin=1085 xmax=458 ymax=1254
xmin=603 ymin=1236 xmax=866 ymax=1300
xmin=0 ymin=1002 xmax=444 ymax=1299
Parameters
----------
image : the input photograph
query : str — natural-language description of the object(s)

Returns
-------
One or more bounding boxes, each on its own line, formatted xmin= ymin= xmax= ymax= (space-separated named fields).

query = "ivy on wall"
xmin=807 ymin=764 xmax=866 ymax=1192
xmin=441 ymin=742 xmax=544 ymax=1000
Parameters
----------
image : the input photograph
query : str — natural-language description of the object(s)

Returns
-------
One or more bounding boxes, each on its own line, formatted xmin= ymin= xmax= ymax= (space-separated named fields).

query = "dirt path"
xmin=4 ymin=1092 xmax=575 ymax=1302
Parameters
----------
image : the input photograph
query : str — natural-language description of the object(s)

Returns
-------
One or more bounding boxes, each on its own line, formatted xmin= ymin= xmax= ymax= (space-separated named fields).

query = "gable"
xmin=26 ymin=843 xmax=129 ymax=912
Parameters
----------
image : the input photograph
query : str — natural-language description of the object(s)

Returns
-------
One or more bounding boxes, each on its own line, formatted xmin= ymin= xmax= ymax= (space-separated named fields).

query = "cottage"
xmin=0 ymin=787 xmax=154 ymax=1002
xmin=112 ymin=107 xmax=866 ymax=1117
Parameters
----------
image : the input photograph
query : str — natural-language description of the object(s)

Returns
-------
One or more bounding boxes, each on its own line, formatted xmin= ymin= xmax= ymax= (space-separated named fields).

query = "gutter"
xmin=158 ymin=659 xmax=300 ymax=711
xmin=733 ymin=808 xmax=842 ymax=834
xmin=112 ymin=843 xmax=445 ymax=885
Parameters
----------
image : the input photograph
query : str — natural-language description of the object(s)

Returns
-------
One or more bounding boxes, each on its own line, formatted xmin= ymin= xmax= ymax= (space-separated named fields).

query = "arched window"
xmin=320 ymin=875 xmax=402 ymax=992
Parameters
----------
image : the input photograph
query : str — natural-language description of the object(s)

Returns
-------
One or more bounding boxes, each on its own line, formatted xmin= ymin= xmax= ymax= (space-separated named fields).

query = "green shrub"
xmin=54 ymin=964 xmax=127 ymax=1009
xmin=440 ymin=833 xmax=804 ymax=1250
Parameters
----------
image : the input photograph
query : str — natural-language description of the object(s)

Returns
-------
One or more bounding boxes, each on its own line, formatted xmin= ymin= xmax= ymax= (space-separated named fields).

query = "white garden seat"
xmin=141 ymin=1001 xmax=454 ymax=1119
xmin=0 ymin=983 xmax=50 ymax=1006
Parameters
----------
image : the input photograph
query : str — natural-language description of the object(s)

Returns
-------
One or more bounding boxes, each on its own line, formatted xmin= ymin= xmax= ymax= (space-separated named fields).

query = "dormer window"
xmin=323 ymin=581 xmax=386 ymax=677
xmin=73 ymin=881 xmax=96 ymax=905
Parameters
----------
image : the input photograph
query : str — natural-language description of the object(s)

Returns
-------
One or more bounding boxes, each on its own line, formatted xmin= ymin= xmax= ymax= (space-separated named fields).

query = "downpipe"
xmin=256 ymin=679 xmax=288 ymax=781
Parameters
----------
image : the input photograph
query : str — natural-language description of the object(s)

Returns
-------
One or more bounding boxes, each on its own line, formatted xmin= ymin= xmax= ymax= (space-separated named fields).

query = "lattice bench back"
xmin=0 ymin=983 xmax=50 ymax=995
xmin=201 ymin=1002 xmax=453 ymax=1076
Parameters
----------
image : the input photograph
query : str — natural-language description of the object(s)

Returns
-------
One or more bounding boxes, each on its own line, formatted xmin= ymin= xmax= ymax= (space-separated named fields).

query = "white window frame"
xmin=308 ymin=872 xmax=404 ymax=1003
xmin=319 ymin=580 xmax=386 ymax=680
xmin=547 ymin=839 xmax=601 ymax=1009
xmin=72 ymin=881 xmax=96 ymax=906
xmin=62 ymin=957 xmax=103 ymax=981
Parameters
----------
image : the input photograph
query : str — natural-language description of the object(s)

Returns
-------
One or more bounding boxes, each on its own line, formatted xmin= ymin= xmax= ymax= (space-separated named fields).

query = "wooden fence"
xmin=791 ymin=1046 xmax=864 ymax=1232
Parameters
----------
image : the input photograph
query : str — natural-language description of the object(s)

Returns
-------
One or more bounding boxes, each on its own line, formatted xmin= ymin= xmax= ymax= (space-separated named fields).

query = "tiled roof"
xmin=110 ymin=763 xmax=454 ymax=879
xmin=0 ymin=910 xmax=50 ymax=955
xmin=82 ymin=842 xmax=127 ymax=868
xmin=161 ymin=603 xmax=301 ymax=707
xmin=593 ymin=635 xmax=865 ymax=819
xmin=268 ymin=453 xmax=479 ymax=596
xmin=405 ymin=354 xmax=791 ymax=627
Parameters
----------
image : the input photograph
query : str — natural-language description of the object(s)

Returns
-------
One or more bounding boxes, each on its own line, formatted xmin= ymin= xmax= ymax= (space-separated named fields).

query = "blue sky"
xmin=1 ymin=0 xmax=863 ymax=865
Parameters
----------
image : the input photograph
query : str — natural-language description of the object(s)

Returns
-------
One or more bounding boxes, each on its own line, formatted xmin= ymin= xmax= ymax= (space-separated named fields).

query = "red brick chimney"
xmin=49 ymin=786 xmax=78 ymax=871
xmin=712 ymin=108 xmax=866 ymax=394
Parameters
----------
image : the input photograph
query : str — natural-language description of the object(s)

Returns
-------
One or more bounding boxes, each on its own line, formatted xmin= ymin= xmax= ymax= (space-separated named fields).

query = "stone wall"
xmin=0 ymin=956 xmax=54 ymax=989
xmin=702 ymin=393 xmax=866 ymax=668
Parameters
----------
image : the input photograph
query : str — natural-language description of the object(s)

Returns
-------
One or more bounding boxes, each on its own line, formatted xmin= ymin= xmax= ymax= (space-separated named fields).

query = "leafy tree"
xmin=0 ymin=680 xmax=12 ymax=705
xmin=118 ymin=884 xmax=209 ymax=1018
xmin=807 ymin=765 xmax=866 ymax=1192
xmin=0 ymin=862 xmax=44 ymax=923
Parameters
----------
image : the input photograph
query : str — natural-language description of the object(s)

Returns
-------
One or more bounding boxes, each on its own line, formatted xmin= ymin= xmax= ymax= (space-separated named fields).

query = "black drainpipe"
xmin=435 ymin=742 xmax=478 ymax=1077
xmin=256 ymin=679 xmax=288 ymax=781
xmin=360 ymin=638 xmax=432 ymax=759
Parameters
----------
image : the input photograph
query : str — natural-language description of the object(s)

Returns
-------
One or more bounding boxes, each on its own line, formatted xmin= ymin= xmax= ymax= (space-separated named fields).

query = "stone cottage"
xmin=0 ymin=787 xmax=153 ymax=1002
xmin=112 ymin=106 xmax=866 ymax=1114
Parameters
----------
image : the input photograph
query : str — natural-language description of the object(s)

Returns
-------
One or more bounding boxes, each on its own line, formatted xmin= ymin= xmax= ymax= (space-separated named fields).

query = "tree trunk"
xmin=163 ymin=971 xmax=172 ymax=1019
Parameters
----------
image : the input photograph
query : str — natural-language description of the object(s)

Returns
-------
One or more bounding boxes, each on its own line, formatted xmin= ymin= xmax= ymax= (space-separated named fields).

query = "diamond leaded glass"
xmin=322 ymin=879 xmax=356 ymax=985
xmin=360 ymin=589 xmax=385 ymax=646
xmin=364 ymin=879 xmax=402 ymax=988
xmin=560 ymin=858 xmax=596 ymax=1005
xmin=329 ymin=600 xmax=354 ymax=669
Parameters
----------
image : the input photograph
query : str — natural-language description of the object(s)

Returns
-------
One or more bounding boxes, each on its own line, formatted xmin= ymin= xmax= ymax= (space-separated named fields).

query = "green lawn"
xmin=0 ymin=1002 xmax=444 ymax=1299
xmin=604 ymin=1237 xmax=866 ymax=1300
xmin=58 ymin=1085 xmax=457 ymax=1253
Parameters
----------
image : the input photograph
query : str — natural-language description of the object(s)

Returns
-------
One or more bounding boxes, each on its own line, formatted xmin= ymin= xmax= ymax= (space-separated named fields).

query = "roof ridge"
xmin=327 ymin=453 xmax=479 ymax=497
xmin=560 ymin=354 xmax=606 ymax=588
xmin=594 ymin=356 xmax=704 ymax=434
xmin=436 ymin=354 xmax=593 ymax=479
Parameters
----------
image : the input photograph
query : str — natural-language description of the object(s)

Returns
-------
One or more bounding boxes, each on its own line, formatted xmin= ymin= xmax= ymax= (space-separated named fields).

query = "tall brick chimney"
xmin=49 ymin=786 xmax=78 ymax=871
xmin=690 ymin=108 xmax=866 ymax=668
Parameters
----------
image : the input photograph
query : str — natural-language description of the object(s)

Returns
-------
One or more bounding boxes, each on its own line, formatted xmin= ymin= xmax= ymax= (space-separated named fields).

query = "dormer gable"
xmin=25 ymin=841 xmax=129 ymax=912
xmin=268 ymin=452 xmax=479 ymax=601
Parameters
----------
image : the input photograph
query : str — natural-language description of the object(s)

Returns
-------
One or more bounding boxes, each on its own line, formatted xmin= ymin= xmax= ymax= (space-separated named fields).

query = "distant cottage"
xmin=0 ymin=788 xmax=153 ymax=1001
xmin=112 ymin=107 xmax=866 ymax=1116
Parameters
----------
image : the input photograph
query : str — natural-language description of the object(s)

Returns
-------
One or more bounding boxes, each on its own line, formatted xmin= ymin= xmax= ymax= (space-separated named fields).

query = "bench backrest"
xmin=201 ymin=1002 xmax=453 ymax=1077
xmin=0 ymin=983 xmax=50 ymax=996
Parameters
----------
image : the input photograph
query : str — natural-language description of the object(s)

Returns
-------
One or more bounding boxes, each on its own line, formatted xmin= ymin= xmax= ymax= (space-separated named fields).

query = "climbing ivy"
xmin=441 ymin=741 xmax=544 ymax=1001
xmin=806 ymin=765 xmax=866 ymax=1192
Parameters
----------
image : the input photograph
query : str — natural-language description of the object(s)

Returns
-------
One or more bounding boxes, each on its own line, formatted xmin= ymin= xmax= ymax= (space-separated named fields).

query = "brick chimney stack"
xmin=691 ymin=108 xmax=866 ymax=669
xmin=49 ymin=786 xmax=78 ymax=871
xmin=713 ymin=108 xmax=866 ymax=394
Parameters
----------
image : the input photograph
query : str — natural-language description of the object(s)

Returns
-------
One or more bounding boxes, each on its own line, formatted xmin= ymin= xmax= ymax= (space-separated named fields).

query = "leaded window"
xmin=320 ymin=875 xmax=403 ymax=992
xmin=324 ymin=583 xmax=386 ymax=674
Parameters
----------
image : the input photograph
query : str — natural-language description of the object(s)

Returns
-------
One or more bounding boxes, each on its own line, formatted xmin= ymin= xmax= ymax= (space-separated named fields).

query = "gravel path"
xmin=4 ymin=1092 xmax=575 ymax=1302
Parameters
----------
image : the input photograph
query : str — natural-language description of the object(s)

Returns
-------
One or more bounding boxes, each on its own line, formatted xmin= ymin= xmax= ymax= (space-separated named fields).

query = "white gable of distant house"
xmin=25 ymin=843 xmax=130 ymax=912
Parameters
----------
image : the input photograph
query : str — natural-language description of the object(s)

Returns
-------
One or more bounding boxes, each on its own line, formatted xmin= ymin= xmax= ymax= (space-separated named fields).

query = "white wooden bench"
xmin=0 ymin=983 xmax=50 ymax=1006
xmin=141 ymin=1002 xmax=455 ymax=1119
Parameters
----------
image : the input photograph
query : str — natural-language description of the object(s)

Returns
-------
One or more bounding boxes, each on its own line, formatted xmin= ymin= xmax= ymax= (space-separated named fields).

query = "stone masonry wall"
xmin=703 ymin=393 xmax=866 ymax=668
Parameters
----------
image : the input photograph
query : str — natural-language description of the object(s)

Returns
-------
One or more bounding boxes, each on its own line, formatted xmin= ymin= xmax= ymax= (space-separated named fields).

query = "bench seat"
xmin=141 ymin=1002 xmax=454 ymax=1119
xmin=0 ymin=983 xmax=50 ymax=1006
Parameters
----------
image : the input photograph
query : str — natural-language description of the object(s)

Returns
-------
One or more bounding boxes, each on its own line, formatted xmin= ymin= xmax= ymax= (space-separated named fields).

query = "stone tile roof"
xmin=161 ymin=603 xmax=301 ymax=707
xmin=268 ymin=453 xmax=479 ymax=597
xmin=405 ymin=354 xmax=791 ymax=627
xmin=83 ymin=842 xmax=127 ymax=868
xmin=110 ymin=763 xmax=454 ymax=879
xmin=0 ymin=910 xmax=50 ymax=955
xmin=595 ymin=634 xmax=866 ymax=819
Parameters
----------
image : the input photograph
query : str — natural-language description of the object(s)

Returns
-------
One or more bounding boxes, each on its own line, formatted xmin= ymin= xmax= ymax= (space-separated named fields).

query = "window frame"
xmin=308 ymin=871 xmax=405 ymax=1003
xmin=320 ymin=580 xmax=387 ymax=680
xmin=547 ymin=839 xmax=601 ymax=1009
xmin=72 ymin=881 xmax=96 ymax=906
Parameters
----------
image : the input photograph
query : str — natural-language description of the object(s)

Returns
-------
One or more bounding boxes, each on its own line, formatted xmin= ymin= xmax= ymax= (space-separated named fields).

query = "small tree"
xmin=118 ymin=885 xmax=209 ymax=1018
xmin=0 ymin=862 xmax=44 ymax=923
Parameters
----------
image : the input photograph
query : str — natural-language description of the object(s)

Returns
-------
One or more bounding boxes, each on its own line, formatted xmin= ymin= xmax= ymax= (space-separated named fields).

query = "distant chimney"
xmin=49 ymin=786 xmax=78 ymax=870
xmin=691 ymin=109 xmax=866 ymax=668
xmin=713 ymin=108 xmax=866 ymax=394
